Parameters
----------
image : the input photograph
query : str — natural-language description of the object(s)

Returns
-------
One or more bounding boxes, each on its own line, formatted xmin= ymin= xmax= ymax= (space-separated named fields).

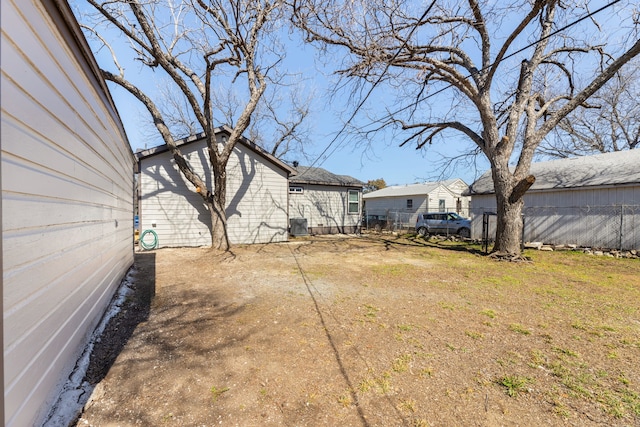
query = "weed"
xmin=465 ymin=330 xmax=484 ymax=340
xmin=420 ymin=367 xmax=433 ymax=378
xmin=571 ymin=320 xmax=587 ymax=330
xmin=358 ymin=378 xmax=376 ymax=393
xmin=552 ymin=347 xmax=579 ymax=358
xmin=211 ymin=386 xmax=229 ymax=402
xmin=509 ymin=323 xmax=531 ymax=335
xmin=363 ymin=304 xmax=379 ymax=318
xmin=413 ymin=418 xmax=429 ymax=427
xmin=438 ymin=302 xmax=457 ymax=310
xmin=337 ymin=392 xmax=353 ymax=407
xmin=397 ymin=324 xmax=413 ymax=332
xmin=529 ymin=349 xmax=546 ymax=367
xmin=498 ymin=375 xmax=531 ymax=397
xmin=480 ymin=309 xmax=497 ymax=319
xmin=397 ymin=398 xmax=416 ymax=413
xmin=392 ymin=353 xmax=412 ymax=373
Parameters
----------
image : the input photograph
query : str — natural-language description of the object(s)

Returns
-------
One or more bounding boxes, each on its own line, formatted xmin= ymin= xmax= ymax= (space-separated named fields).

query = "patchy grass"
xmin=79 ymin=235 xmax=640 ymax=426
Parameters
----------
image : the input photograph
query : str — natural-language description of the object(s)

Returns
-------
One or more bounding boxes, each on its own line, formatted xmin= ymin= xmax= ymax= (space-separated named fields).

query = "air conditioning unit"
xmin=290 ymin=218 xmax=308 ymax=236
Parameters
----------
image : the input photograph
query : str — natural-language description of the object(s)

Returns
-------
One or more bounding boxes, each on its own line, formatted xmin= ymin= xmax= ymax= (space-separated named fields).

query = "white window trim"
xmin=289 ymin=186 xmax=304 ymax=194
xmin=347 ymin=189 xmax=360 ymax=215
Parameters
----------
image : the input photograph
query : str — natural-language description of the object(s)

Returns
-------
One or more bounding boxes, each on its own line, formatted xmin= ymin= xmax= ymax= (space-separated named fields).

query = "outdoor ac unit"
xmin=290 ymin=218 xmax=308 ymax=236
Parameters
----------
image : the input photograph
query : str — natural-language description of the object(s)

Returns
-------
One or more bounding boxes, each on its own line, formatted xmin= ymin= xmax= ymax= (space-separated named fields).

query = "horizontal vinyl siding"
xmin=139 ymin=139 xmax=290 ymax=246
xmin=1 ymin=1 xmax=135 ymax=425
xmin=226 ymin=146 xmax=289 ymax=244
xmin=139 ymin=144 xmax=211 ymax=247
xmin=289 ymin=185 xmax=361 ymax=233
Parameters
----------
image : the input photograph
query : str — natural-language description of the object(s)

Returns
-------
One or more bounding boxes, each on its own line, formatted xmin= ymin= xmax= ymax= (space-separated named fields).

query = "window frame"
xmin=347 ymin=189 xmax=360 ymax=215
xmin=289 ymin=186 xmax=304 ymax=194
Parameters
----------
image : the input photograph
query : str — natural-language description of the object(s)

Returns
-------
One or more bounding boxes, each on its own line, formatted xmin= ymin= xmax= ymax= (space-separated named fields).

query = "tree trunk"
xmin=209 ymin=197 xmax=229 ymax=251
xmin=491 ymin=160 xmax=525 ymax=256
xmin=208 ymin=162 xmax=230 ymax=251
xmin=493 ymin=191 xmax=524 ymax=256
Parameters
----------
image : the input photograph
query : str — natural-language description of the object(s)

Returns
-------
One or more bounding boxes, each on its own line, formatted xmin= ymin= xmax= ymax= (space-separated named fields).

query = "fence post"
xmin=619 ymin=205 xmax=624 ymax=250
xmin=521 ymin=213 xmax=526 ymax=252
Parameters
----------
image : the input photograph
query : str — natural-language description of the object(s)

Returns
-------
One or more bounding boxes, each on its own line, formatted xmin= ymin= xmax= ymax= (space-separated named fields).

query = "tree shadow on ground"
xmin=84 ymin=252 xmax=156 ymax=385
xmin=374 ymin=234 xmax=488 ymax=256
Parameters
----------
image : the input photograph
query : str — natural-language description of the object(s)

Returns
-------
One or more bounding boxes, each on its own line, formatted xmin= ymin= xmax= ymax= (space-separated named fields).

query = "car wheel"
xmin=417 ymin=227 xmax=428 ymax=237
xmin=458 ymin=227 xmax=470 ymax=238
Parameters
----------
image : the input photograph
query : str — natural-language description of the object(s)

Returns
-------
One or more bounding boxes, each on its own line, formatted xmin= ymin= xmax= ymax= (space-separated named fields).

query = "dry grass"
xmin=78 ymin=234 xmax=640 ymax=426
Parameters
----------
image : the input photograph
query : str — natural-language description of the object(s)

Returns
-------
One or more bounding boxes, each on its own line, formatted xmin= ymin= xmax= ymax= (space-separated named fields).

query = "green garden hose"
xmin=139 ymin=229 xmax=159 ymax=250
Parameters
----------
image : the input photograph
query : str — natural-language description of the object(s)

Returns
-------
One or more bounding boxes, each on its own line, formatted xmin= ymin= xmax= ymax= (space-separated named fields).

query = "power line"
xmin=297 ymin=0 xmax=438 ymax=176
xmin=304 ymin=0 xmax=623 ymax=170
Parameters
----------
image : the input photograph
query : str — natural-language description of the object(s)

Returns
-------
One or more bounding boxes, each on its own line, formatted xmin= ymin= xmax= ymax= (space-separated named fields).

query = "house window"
xmin=289 ymin=186 xmax=304 ymax=194
xmin=439 ymin=199 xmax=446 ymax=212
xmin=406 ymin=199 xmax=413 ymax=210
xmin=348 ymin=190 xmax=359 ymax=214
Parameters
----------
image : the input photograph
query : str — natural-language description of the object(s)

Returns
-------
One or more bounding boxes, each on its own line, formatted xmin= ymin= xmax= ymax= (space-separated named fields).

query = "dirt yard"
xmin=76 ymin=234 xmax=640 ymax=426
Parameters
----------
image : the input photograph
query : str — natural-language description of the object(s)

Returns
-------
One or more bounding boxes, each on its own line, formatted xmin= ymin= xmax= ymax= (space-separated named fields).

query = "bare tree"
xmin=292 ymin=0 xmax=640 ymax=256
xmin=540 ymin=63 xmax=640 ymax=157
xmin=80 ymin=0 xmax=291 ymax=250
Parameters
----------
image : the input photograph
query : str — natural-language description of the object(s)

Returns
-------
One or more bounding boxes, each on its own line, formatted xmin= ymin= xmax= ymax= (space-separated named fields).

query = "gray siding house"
xmin=466 ymin=150 xmax=640 ymax=249
xmin=1 ymin=0 xmax=135 ymax=425
xmin=289 ymin=166 xmax=364 ymax=235
xmin=137 ymin=129 xmax=296 ymax=246
xmin=363 ymin=179 xmax=470 ymax=226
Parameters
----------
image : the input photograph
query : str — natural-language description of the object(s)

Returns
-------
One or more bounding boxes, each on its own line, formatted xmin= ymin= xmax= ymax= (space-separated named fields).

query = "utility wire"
xmin=303 ymin=0 xmax=623 ymax=169
xmin=380 ymin=0 xmax=623 ymax=122
xmin=296 ymin=0 xmax=438 ymax=177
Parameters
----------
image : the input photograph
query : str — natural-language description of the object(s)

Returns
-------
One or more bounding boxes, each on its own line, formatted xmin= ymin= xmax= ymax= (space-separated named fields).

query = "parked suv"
xmin=416 ymin=212 xmax=471 ymax=238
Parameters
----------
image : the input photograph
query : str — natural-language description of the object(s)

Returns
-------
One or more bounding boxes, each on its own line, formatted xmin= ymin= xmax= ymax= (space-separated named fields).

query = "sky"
xmin=105 ymin=47 xmax=487 ymax=187
xmin=76 ymin=1 xmax=491 ymax=188
xmin=76 ymin=0 xmax=632 ymax=188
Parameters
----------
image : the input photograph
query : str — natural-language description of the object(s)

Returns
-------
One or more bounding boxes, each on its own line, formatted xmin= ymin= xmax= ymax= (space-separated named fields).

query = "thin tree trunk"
xmin=208 ymin=161 xmax=230 ymax=251
xmin=209 ymin=198 xmax=229 ymax=250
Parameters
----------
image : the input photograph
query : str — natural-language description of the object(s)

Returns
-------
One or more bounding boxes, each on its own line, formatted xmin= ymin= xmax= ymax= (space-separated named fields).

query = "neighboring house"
xmin=137 ymin=129 xmax=296 ymax=247
xmin=362 ymin=179 xmax=470 ymax=226
xmin=1 ymin=1 xmax=135 ymax=425
xmin=466 ymin=150 xmax=640 ymax=249
xmin=288 ymin=166 xmax=364 ymax=235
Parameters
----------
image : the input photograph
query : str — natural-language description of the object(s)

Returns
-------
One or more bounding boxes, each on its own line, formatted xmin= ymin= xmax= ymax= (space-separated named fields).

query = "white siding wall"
xmin=139 ymin=138 xmax=289 ymax=246
xmin=1 ymin=1 xmax=135 ymax=425
xmin=364 ymin=196 xmax=427 ymax=225
xmin=289 ymin=185 xmax=361 ymax=234
xmin=364 ymin=185 xmax=468 ymax=226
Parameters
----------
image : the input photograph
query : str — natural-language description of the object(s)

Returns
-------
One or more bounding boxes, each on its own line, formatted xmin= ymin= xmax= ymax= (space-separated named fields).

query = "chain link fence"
xmin=362 ymin=208 xmax=472 ymax=233
xmin=472 ymin=205 xmax=640 ymax=251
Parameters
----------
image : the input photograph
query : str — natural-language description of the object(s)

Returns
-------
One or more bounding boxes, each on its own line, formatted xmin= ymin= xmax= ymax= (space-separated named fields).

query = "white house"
xmin=362 ymin=179 xmax=470 ymax=226
xmin=137 ymin=129 xmax=296 ymax=247
xmin=1 ymin=0 xmax=135 ymax=425
xmin=288 ymin=166 xmax=364 ymax=235
xmin=466 ymin=150 xmax=640 ymax=249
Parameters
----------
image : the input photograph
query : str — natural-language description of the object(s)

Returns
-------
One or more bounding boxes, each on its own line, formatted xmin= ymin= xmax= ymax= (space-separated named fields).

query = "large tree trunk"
xmin=493 ymin=190 xmax=524 ymax=255
xmin=490 ymin=159 xmax=526 ymax=256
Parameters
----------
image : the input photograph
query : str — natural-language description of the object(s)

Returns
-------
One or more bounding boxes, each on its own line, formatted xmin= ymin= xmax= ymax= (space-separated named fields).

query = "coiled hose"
xmin=139 ymin=229 xmax=159 ymax=250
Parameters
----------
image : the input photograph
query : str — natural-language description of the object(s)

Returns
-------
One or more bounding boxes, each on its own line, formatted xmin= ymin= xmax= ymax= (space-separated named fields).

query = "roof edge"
xmin=135 ymin=128 xmax=296 ymax=175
